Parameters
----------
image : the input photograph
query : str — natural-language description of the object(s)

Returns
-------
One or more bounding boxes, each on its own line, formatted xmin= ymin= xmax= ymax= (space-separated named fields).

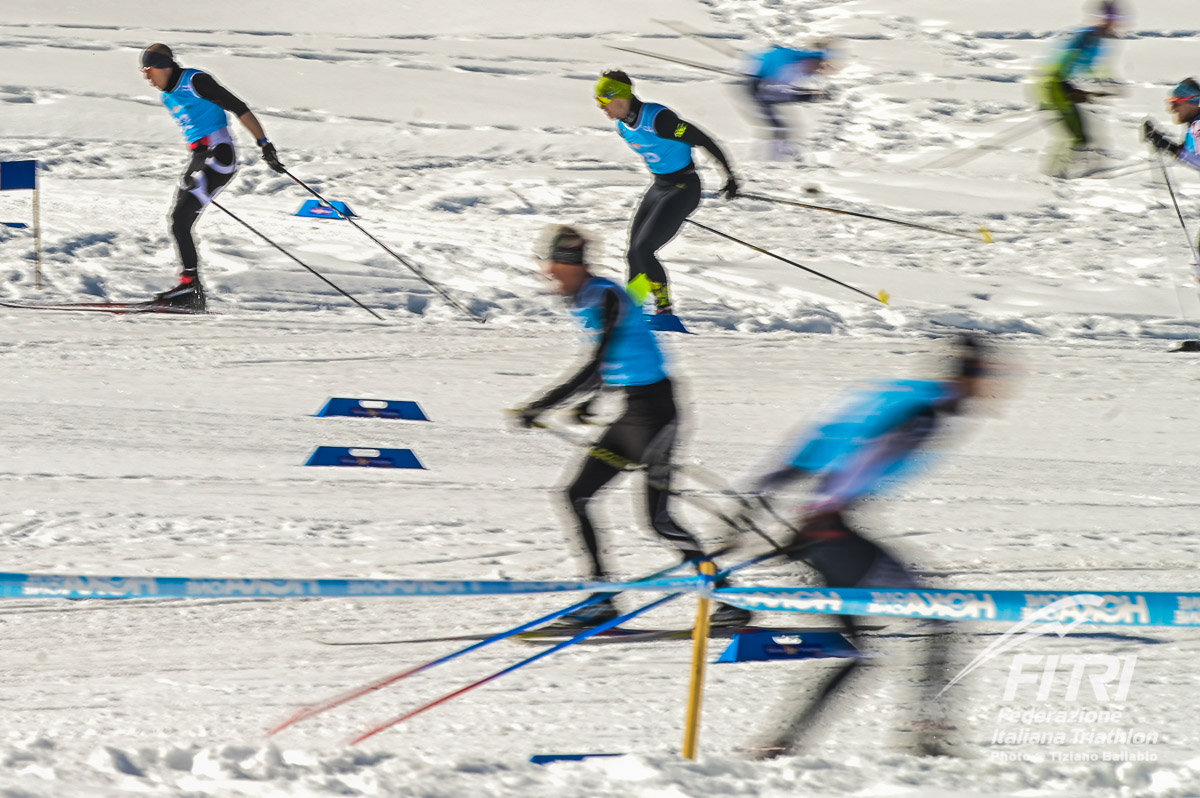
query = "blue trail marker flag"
xmin=1 ymin=160 xmax=42 ymax=287
xmin=0 ymin=160 xmax=37 ymax=191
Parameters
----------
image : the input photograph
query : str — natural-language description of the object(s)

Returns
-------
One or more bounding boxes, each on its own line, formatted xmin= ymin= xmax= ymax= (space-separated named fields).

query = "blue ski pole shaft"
xmin=346 ymin=551 xmax=779 ymax=744
xmin=268 ymin=564 xmax=686 ymax=736
xmin=348 ymin=593 xmax=683 ymax=745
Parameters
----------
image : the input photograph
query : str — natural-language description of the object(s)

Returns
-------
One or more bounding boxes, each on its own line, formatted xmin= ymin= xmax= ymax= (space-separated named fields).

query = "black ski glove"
xmin=1062 ymin=81 xmax=1091 ymax=104
xmin=511 ymin=405 xmax=543 ymax=429
xmin=1143 ymin=123 xmax=1182 ymax=157
xmin=569 ymin=398 xmax=597 ymax=425
xmin=720 ymin=174 xmax=740 ymax=200
xmin=259 ymin=140 xmax=285 ymax=173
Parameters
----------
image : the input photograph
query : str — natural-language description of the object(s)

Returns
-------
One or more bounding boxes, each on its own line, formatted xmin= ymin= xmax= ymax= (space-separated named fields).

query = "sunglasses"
xmin=596 ymin=94 xmax=615 ymax=105
xmin=1169 ymin=94 xmax=1200 ymax=105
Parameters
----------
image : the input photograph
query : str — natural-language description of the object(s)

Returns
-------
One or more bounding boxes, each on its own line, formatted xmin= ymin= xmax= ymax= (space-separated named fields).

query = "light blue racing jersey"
xmin=161 ymin=68 xmax=230 ymax=144
xmin=1043 ymin=27 xmax=1108 ymax=82
xmin=571 ymin=277 xmax=667 ymax=387
xmin=617 ymin=102 xmax=694 ymax=175
xmin=750 ymin=47 xmax=825 ymax=83
xmin=1182 ymin=119 xmax=1200 ymax=171
xmin=783 ymin=379 xmax=961 ymax=504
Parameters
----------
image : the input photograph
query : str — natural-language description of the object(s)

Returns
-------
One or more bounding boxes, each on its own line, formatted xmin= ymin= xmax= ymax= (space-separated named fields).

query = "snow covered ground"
xmin=2 ymin=1 xmax=1200 ymax=795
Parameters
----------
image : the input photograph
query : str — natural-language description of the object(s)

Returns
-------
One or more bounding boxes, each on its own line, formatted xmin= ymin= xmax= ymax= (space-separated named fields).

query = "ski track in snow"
xmin=4 ymin=0 xmax=1200 ymax=796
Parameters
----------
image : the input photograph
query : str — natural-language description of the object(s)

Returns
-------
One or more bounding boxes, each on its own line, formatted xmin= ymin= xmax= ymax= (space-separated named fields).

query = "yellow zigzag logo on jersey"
xmin=674 ymin=123 xmax=688 ymax=138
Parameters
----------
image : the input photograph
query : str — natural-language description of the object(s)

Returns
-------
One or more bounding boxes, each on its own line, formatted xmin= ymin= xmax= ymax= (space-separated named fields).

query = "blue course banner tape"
xmin=0 ymin=573 xmax=702 ymax=601
xmin=714 ymin=586 xmax=1200 ymax=628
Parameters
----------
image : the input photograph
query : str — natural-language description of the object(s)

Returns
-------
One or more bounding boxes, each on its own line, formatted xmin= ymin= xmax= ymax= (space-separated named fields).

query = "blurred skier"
xmin=742 ymin=44 xmax=832 ymax=161
xmin=594 ymin=69 xmax=740 ymax=317
xmin=514 ymin=225 xmax=751 ymax=629
xmin=1037 ymin=1 xmax=1124 ymax=178
xmin=140 ymin=43 xmax=285 ymax=311
xmin=744 ymin=335 xmax=994 ymax=759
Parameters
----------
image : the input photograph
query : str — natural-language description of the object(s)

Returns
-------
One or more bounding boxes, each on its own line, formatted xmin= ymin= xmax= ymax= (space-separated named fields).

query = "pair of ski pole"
xmin=525 ymin=415 xmax=793 ymax=553
xmin=214 ymin=168 xmax=485 ymax=322
xmin=685 ymin=187 xmax=995 ymax=306
xmin=269 ymin=548 xmax=778 ymax=745
xmin=270 ymin=420 xmax=797 ymax=744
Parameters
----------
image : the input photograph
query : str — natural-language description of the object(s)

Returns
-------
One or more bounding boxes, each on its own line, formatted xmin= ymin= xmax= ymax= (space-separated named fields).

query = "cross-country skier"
xmin=741 ymin=44 xmax=832 ymax=161
xmin=513 ymin=225 xmax=751 ymax=628
xmin=1143 ymin=78 xmax=1200 ymax=343
xmin=743 ymin=335 xmax=993 ymax=758
xmin=1142 ymin=78 xmax=1200 ymax=173
xmin=595 ymin=70 xmax=739 ymax=317
xmin=1037 ymin=2 xmax=1123 ymax=178
xmin=141 ymin=43 xmax=285 ymax=311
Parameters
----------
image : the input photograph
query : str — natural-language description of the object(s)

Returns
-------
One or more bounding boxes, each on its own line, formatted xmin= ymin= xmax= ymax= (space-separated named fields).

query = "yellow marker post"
xmin=682 ymin=560 xmax=716 ymax=760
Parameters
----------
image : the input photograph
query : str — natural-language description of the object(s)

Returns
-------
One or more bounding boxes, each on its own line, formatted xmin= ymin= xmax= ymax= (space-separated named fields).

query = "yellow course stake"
xmin=682 ymin=560 xmax=717 ymax=760
xmin=979 ymin=226 xmax=994 ymax=244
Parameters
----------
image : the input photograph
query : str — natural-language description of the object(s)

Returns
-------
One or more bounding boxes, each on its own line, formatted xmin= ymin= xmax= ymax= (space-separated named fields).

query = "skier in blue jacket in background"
xmin=742 ymin=44 xmax=832 ymax=160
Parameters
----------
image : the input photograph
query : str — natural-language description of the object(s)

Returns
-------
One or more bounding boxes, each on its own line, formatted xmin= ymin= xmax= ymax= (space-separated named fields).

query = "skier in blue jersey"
xmin=141 ymin=43 xmax=285 ymax=311
xmin=1037 ymin=2 xmax=1123 ymax=177
xmin=742 ymin=45 xmax=831 ymax=160
xmin=515 ymin=226 xmax=751 ymax=629
xmin=1143 ymin=79 xmax=1200 ymax=326
xmin=1142 ymin=79 xmax=1200 ymax=172
xmin=595 ymin=70 xmax=739 ymax=316
xmin=744 ymin=335 xmax=993 ymax=759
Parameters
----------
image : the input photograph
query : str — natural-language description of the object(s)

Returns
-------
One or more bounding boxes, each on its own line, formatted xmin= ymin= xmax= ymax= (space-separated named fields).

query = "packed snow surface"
xmin=2 ymin=0 xmax=1200 ymax=795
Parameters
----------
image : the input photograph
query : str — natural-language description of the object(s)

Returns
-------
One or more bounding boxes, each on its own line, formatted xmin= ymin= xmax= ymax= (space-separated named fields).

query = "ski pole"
xmin=651 ymin=19 xmax=743 ymax=59
xmin=1154 ymin=152 xmax=1200 ymax=324
xmin=279 ymin=169 xmax=487 ymax=324
xmin=348 ymin=592 xmax=683 ymax=744
xmin=684 ymin=219 xmax=890 ymax=305
xmin=534 ymin=415 xmax=809 ymax=553
xmin=739 ymin=191 xmax=994 ymax=244
xmin=210 ymin=199 xmax=384 ymax=320
xmin=604 ymin=44 xmax=747 ymax=79
xmin=346 ymin=551 xmax=780 ymax=745
xmin=531 ymin=419 xmax=790 ymax=551
xmin=922 ymin=115 xmax=1051 ymax=170
xmin=268 ymin=561 xmax=687 ymax=736
xmin=1154 ymin=152 xmax=1200 ymax=264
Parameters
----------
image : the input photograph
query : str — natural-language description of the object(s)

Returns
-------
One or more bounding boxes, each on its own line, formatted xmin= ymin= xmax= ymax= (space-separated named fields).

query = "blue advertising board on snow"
xmin=315 ymin=398 xmax=429 ymax=421
xmin=304 ymin=446 xmax=424 ymax=469
xmin=295 ymin=199 xmax=357 ymax=219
